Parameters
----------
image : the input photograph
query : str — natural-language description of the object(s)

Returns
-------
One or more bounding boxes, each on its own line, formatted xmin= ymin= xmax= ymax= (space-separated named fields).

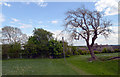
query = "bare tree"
xmin=2 ymin=26 xmax=28 ymax=44
xmin=64 ymin=8 xmax=112 ymax=60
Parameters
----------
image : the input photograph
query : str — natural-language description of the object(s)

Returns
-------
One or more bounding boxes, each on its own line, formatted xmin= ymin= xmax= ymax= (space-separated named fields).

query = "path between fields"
xmin=66 ymin=63 xmax=92 ymax=75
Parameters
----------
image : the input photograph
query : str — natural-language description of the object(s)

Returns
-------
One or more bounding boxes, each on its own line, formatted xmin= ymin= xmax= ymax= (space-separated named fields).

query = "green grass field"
xmin=2 ymin=53 xmax=119 ymax=75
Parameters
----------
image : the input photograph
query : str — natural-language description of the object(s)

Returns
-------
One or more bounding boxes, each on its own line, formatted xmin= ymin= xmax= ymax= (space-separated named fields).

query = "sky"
xmin=0 ymin=0 xmax=119 ymax=46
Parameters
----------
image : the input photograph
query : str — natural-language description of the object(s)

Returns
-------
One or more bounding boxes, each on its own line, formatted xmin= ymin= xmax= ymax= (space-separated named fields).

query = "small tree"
xmin=64 ymin=7 xmax=112 ymax=60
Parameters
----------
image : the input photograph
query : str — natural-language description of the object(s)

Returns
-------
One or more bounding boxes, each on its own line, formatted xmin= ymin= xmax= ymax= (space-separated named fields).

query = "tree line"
xmin=2 ymin=26 xmax=78 ymax=59
xmin=2 ymin=26 xmax=119 ymax=59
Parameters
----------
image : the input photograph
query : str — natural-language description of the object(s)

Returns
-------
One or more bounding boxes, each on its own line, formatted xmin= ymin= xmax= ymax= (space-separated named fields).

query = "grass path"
xmin=66 ymin=63 xmax=91 ymax=75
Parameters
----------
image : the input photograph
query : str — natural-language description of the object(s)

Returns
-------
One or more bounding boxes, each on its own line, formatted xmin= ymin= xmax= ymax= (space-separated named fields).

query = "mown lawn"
xmin=2 ymin=58 xmax=78 ymax=75
xmin=2 ymin=53 xmax=119 ymax=75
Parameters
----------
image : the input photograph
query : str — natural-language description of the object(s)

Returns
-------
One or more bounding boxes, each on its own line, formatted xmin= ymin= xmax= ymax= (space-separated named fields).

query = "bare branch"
xmin=64 ymin=7 xmax=112 ymax=47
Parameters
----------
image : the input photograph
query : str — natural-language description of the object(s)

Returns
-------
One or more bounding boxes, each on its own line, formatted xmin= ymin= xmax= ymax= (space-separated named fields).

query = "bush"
xmin=65 ymin=53 xmax=70 ymax=57
xmin=102 ymin=48 xmax=114 ymax=53
xmin=114 ymin=49 xmax=120 ymax=52
xmin=94 ymin=51 xmax=100 ymax=54
xmin=81 ymin=51 xmax=89 ymax=55
xmin=102 ymin=48 xmax=107 ymax=53
xmin=66 ymin=50 xmax=73 ymax=56
xmin=77 ymin=49 xmax=82 ymax=55
xmin=71 ymin=46 xmax=77 ymax=55
xmin=74 ymin=51 xmax=79 ymax=55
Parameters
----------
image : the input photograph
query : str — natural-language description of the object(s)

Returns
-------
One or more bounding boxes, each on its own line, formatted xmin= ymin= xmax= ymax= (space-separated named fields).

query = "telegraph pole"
xmin=62 ymin=37 xmax=66 ymax=63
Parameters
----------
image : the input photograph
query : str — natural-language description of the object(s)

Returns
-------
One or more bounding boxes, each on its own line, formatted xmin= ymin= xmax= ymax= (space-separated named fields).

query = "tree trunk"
xmin=86 ymin=41 xmax=97 ymax=60
xmin=89 ymin=47 xmax=97 ymax=60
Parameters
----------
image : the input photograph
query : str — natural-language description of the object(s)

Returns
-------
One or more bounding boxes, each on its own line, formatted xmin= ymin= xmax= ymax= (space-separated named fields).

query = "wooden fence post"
xmin=62 ymin=37 xmax=66 ymax=63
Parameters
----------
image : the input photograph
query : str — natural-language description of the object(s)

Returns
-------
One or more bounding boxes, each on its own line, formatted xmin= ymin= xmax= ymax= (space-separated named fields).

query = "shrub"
xmin=65 ymin=51 xmax=69 ymax=57
xmin=81 ymin=51 xmax=88 ymax=55
xmin=65 ymin=54 xmax=70 ymax=57
xmin=114 ymin=49 xmax=120 ymax=52
xmin=111 ymin=50 xmax=114 ymax=53
xmin=67 ymin=50 xmax=73 ymax=56
xmin=102 ymin=48 xmax=107 ymax=53
xmin=71 ymin=46 xmax=77 ymax=55
xmin=94 ymin=51 xmax=100 ymax=54
xmin=102 ymin=48 xmax=114 ymax=53
xmin=74 ymin=51 xmax=79 ymax=55
xmin=77 ymin=49 xmax=82 ymax=55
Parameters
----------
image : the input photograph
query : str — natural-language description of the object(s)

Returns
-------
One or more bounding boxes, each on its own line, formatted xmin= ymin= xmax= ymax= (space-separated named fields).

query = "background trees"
xmin=2 ymin=26 xmax=28 ymax=44
xmin=2 ymin=27 xmax=69 ymax=59
xmin=64 ymin=7 xmax=112 ymax=60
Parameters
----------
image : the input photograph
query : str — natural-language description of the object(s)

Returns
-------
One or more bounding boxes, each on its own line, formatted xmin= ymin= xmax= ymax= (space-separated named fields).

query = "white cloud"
xmin=3 ymin=2 xmax=11 ymax=7
xmin=72 ymin=40 xmax=86 ymax=46
xmin=48 ymin=30 xmax=65 ymax=40
xmin=1 ymin=0 xmax=47 ymax=7
xmin=19 ymin=23 xmax=33 ymax=29
xmin=10 ymin=18 xmax=19 ymax=23
xmin=50 ymin=20 xmax=58 ymax=24
xmin=95 ymin=0 xmax=119 ymax=16
xmin=50 ymin=30 xmax=62 ymax=39
xmin=0 ymin=2 xmax=11 ymax=7
xmin=24 ymin=0 xmax=48 ymax=7
xmin=49 ymin=29 xmax=76 ymax=45
xmin=36 ymin=2 xmax=48 ymax=7
xmin=0 ymin=14 xmax=5 ymax=26
xmin=95 ymin=26 xmax=119 ymax=45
